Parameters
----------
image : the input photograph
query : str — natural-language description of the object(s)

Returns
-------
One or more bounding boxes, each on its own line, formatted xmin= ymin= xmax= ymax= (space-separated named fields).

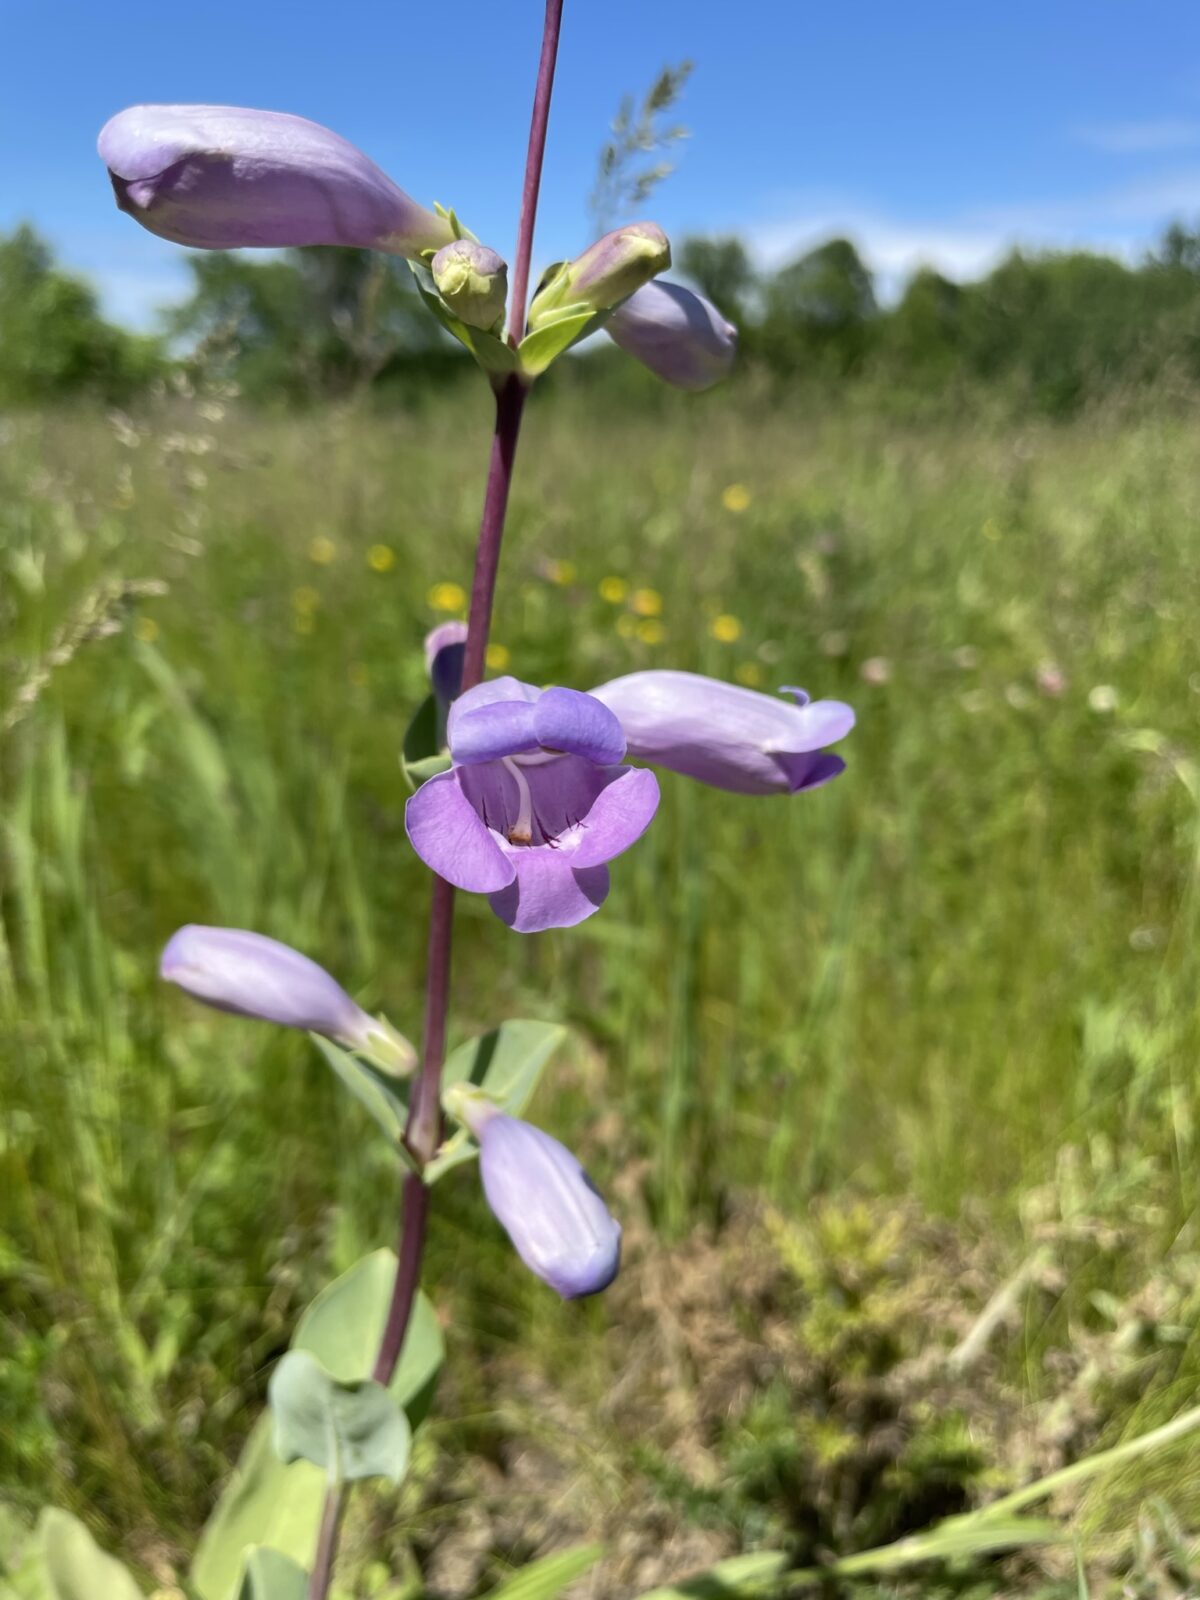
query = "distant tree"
xmin=761 ymin=238 xmax=878 ymax=373
xmin=879 ymin=267 xmax=964 ymax=376
xmin=168 ymin=246 xmax=442 ymax=400
xmin=677 ymin=235 xmax=756 ymax=324
xmin=1150 ymin=220 xmax=1200 ymax=274
xmin=0 ymin=224 xmax=161 ymax=405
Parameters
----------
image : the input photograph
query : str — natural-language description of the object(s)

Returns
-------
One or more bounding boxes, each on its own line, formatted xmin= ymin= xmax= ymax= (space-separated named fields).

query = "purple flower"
xmin=432 ymin=240 xmax=508 ymax=330
xmin=529 ymin=222 xmax=670 ymax=325
xmin=590 ymin=671 xmax=854 ymax=795
xmin=424 ymin=620 xmax=468 ymax=711
xmin=98 ymin=105 xmax=454 ymax=257
xmin=605 ymin=280 xmax=737 ymax=390
xmin=466 ymin=1103 xmax=621 ymax=1298
xmin=160 ymin=925 xmax=406 ymax=1062
xmin=404 ymin=677 xmax=659 ymax=933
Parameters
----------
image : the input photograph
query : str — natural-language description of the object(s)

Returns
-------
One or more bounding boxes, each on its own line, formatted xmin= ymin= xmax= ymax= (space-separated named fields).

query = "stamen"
xmin=502 ymin=757 xmax=534 ymax=844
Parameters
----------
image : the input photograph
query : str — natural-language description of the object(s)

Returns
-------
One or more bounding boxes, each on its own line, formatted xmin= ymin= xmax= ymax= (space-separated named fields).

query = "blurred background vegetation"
xmin=4 ymin=202 xmax=1200 ymax=1595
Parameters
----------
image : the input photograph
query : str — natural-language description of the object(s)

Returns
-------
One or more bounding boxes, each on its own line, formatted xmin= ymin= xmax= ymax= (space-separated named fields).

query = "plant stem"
xmin=305 ymin=10 xmax=564 ymax=1597
xmin=307 ymin=1482 xmax=345 ymax=1600
xmin=507 ymin=0 xmax=565 ymax=345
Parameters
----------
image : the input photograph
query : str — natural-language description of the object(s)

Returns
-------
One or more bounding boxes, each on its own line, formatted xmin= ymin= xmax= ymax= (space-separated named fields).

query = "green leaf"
xmin=401 ymin=693 xmax=451 ymax=792
xmin=427 ymin=1020 xmax=569 ymax=1182
xmin=235 ymin=1548 xmax=308 ymax=1600
xmin=292 ymin=1248 xmax=444 ymax=1420
xmin=191 ymin=1420 xmax=326 ymax=1600
xmin=634 ymin=1551 xmax=791 ymax=1597
xmin=311 ymin=1035 xmax=413 ymax=1155
xmin=518 ymin=309 xmax=611 ymax=378
xmin=408 ymin=260 xmax=517 ymax=376
xmin=269 ymin=1350 xmax=411 ymax=1484
xmin=192 ymin=1254 xmax=443 ymax=1599
xmin=36 ymin=1510 xmax=143 ymax=1600
xmin=487 ymin=1543 xmax=605 ymax=1599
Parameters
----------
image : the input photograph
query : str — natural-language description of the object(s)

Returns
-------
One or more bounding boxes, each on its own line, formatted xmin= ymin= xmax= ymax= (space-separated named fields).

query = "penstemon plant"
xmin=72 ymin=5 xmax=858 ymax=1599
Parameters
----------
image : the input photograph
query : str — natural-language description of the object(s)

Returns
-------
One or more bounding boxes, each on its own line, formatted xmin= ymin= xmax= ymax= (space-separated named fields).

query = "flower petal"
xmin=569 ymin=766 xmax=660 ymax=868
xmin=98 ymin=104 xmax=453 ymax=257
xmin=773 ymin=751 xmax=847 ymax=792
xmin=605 ymin=280 xmax=737 ymax=390
xmin=533 ymin=686 xmax=626 ymax=764
xmin=451 ymin=700 xmax=540 ymax=765
xmin=405 ymin=771 xmax=515 ymax=893
xmin=488 ymin=856 xmax=609 ymax=933
xmin=592 ymin=670 xmax=853 ymax=795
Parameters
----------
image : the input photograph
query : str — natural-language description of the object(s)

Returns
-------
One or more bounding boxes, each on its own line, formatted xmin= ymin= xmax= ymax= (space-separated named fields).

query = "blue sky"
xmin=3 ymin=0 xmax=1200 ymax=324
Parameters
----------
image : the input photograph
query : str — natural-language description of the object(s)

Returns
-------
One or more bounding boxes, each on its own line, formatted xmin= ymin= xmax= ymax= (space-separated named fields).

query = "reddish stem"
xmin=507 ymin=0 xmax=565 ymax=344
xmin=306 ymin=10 xmax=564 ymax=1596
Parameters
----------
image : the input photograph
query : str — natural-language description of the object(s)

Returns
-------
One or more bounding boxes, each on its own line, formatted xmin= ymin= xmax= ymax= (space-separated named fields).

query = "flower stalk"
xmin=306 ymin=6 xmax=563 ymax=1595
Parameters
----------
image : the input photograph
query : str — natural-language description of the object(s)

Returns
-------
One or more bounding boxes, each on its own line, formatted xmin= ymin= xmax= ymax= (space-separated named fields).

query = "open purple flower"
xmin=455 ymin=1098 xmax=621 ymax=1298
xmin=605 ymin=280 xmax=737 ymax=390
xmin=405 ymin=677 xmax=659 ymax=933
xmin=591 ymin=671 xmax=854 ymax=795
xmin=98 ymin=105 xmax=454 ymax=257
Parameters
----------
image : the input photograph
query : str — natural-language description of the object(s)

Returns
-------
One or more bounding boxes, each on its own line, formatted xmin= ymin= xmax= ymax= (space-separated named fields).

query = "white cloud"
xmin=1073 ymin=119 xmax=1200 ymax=154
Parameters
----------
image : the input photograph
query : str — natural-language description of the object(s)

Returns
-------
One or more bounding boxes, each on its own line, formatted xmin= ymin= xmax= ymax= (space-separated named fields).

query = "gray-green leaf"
xmin=235 ymin=1547 xmax=308 ymax=1600
xmin=518 ymin=309 xmax=611 ymax=377
xmin=311 ymin=1036 xmax=414 ymax=1157
xmin=428 ymin=1020 xmax=568 ymax=1182
xmin=269 ymin=1350 xmax=411 ymax=1484
xmin=36 ymin=1510 xmax=143 ymax=1600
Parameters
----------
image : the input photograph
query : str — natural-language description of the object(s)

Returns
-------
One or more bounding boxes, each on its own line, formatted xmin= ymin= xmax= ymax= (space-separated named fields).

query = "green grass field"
xmin=3 ymin=380 xmax=1200 ymax=1596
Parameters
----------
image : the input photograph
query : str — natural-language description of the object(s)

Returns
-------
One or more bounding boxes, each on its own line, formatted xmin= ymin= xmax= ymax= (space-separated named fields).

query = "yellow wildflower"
xmin=546 ymin=559 xmax=577 ymax=586
xmin=710 ymin=613 xmax=742 ymax=643
xmin=367 ymin=544 xmax=396 ymax=573
xmin=631 ymin=588 xmax=663 ymax=617
xmin=308 ymin=536 xmax=336 ymax=565
xmin=599 ymin=575 xmax=628 ymax=604
xmin=637 ymin=619 xmax=665 ymax=645
xmin=735 ymin=661 xmax=763 ymax=687
xmin=486 ymin=643 xmax=511 ymax=670
xmin=428 ymin=580 xmax=466 ymax=611
xmin=721 ymin=483 xmax=752 ymax=513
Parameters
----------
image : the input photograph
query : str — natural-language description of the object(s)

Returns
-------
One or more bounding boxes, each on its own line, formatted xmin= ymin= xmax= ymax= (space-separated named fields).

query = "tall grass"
xmin=2 ymin=385 xmax=1200 ymax=1579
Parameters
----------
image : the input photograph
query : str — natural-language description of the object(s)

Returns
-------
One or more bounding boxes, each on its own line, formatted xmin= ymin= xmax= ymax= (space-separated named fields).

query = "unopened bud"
xmin=528 ymin=222 xmax=670 ymax=327
xmin=432 ymin=240 xmax=508 ymax=330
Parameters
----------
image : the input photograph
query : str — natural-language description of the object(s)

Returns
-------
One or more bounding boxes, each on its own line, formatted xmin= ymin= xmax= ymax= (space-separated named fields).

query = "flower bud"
xmin=528 ymin=222 xmax=670 ymax=327
xmin=605 ymin=280 xmax=737 ymax=390
xmin=432 ymin=240 xmax=508 ymax=330
xmin=424 ymin=621 xmax=468 ymax=709
xmin=160 ymin=924 xmax=412 ymax=1067
xmin=458 ymin=1100 xmax=621 ymax=1298
xmin=98 ymin=105 xmax=455 ymax=258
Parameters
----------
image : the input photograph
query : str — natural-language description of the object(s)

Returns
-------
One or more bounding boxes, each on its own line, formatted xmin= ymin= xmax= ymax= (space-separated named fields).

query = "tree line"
xmin=4 ymin=219 xmax=1200 ymax=414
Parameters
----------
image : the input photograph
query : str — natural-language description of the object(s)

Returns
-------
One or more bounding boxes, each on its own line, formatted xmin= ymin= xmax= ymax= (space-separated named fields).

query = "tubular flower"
xmin=590 ymin=671 xmax=854 ymax=795
xmin=160 ymin=924 xmax=412 ymax=1067
xmin=404 ymin=677 xmax=659 ymax=933
xmin=605 ymin=280 xmax=738 ymax=390
xmin=528 ymin=221 xmax=670 ymax=325
xmin=424 ymin=620 xmax=468 ymax=712
xmin=98 ymin=105 xmax=454 ymax=256
xmin=461 ymin=1099 xmax=621 ymax=1298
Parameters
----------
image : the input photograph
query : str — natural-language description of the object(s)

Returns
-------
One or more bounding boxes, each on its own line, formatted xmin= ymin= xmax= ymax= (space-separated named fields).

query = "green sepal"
xmin=518 ymin=307 xmax=612 ymax=377
xmin=408 ymin=259 xmax=517 ymax=377
xmin=311 ymin=1034 xmax=416 ymax=1162
xmin=426 ymin=1020 xmax=568 ymax=1183
xmin=234 ymin=1548 xmax=308 ymax=1600
xmin=268 ymin=1349 xmax=412 ymax=1484
xmin=432 ymin=202 xmax=476 ymax=243
xmin=401 ymin=692 xmax=452 ymax=793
